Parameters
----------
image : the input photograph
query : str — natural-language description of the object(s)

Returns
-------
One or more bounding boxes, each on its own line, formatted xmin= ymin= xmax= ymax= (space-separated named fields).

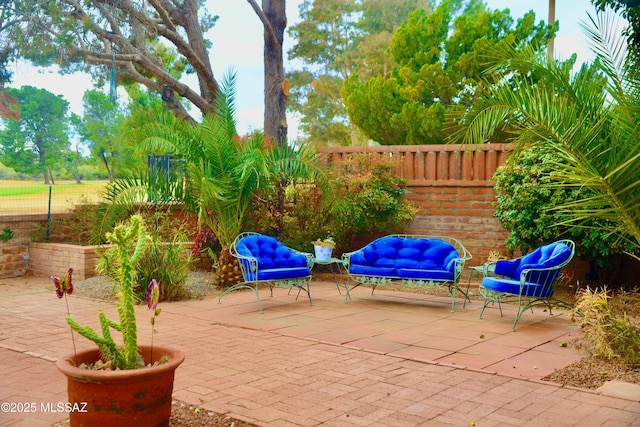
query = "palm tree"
xmin=103 ymin=72 xmax=326 ymax=288
xmin=451 ymin=11 xmax=640 ymax=259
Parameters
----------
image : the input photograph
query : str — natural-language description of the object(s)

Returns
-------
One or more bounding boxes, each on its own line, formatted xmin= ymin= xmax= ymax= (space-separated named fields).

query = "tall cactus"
xmin=66 ymin=215 xmax=149 ymax=370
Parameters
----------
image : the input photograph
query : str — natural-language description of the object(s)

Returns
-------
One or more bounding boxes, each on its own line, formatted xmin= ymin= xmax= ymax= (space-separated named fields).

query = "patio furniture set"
xmin=218 ymin=233 xmax=576 ymax=331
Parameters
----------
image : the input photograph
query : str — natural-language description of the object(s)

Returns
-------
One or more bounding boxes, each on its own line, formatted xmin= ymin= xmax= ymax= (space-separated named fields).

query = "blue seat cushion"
xmin=253 ymin=267 xmax=311 ymax=282
xmin=397 ymin=268 xmax=454 ymax=281
xmin=495 ymin=242 xmax=572 ymax=280
xmin=236 ymin=234 xmax=308 ymax=269
xmin=349 ymin=265 xmax=396 ymax=277
xmin=482 ymin=276 xmax=554 ymax=298
xmin=348 ymin=236 xmax=459 ymax=278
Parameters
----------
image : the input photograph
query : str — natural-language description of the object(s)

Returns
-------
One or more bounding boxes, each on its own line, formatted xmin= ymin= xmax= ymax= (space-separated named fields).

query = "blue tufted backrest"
xmin=495 ymin=241 xmax=573 ymax=283
xmin=235 ymin=234 xmax=307 ymax=269
xmin=351 ymin=236 xmax=459 ymax=271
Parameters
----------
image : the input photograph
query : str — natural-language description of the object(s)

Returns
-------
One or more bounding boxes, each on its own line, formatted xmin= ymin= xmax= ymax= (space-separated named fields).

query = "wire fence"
xmin=0 ymin=180 xmax=108 ymax=217
xmin=0 ymin=181 xmax=108 ymax=274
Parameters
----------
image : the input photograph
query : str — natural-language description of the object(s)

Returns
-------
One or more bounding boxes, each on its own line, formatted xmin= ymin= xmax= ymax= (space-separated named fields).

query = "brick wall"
xmin=0 ymin=213 xmax=108 ymax=280
xmin=317 ymin=144 xmax=512 ymax=264
xmin=406 ymin=189 xmax=509 ymax=264
xmin=0 ymin=214 xmax=49 ymax=279
xmin=28 ymin=242 xmax=110 ymax=280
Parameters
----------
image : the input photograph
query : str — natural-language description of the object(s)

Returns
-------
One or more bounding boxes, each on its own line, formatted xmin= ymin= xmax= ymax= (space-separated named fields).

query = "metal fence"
xmin=0 ymin=180 xmax=108 ymax=217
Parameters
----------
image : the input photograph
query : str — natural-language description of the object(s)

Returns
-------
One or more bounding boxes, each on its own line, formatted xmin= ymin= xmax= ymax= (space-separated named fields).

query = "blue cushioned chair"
xmin=479 ymin=239 xmax=575 ymax=331
xmin=343 ymin=235 xmax=472 ymax=311
xmin=218 ymin=232 xmax=314 ymax=313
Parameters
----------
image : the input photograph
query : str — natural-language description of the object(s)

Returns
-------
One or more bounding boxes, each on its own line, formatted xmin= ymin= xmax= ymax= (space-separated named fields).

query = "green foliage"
xmin=132 ymin=212 xmax=193 ymax=302
xmin=69 ymin=215 xmax=149 ymax=370
xmin=47 ymin=202 xmax=104 ymax=245
xmin=572 ymin=287 xmax=640 ymax=366
xmin=0 ymin=161 xmax=31 ymax=179
xmin=106 ymin=72 xmax=325 ymax=261
xmin=591 ymin=0 xmax=640 ymax=68
xmin=72 ymin=90 xmax=132 ymax=182
xmin=343 ymin=2 xmax=555 ymax=145
xmin=249 ymin=154 xmax=416 ymax=253
xmin=329 ymin=155 xmax=417 ymax=245
xmin=76 ymin=164 xmax=109 ymax=181
xmin=287 ymin=0 xmax=433 ymax=145
xmin=0 ymin=86 xmax=71 ymax=182
xmin=1 ymin=227 xmax=13 ymax=243
xmin=451 ymin=11 xmax=640 ymax=260
xmin=493 ymin=149 xmax=637 ymax=267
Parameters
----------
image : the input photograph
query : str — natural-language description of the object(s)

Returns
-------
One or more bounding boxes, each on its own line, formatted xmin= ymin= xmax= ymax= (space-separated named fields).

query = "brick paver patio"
xmin=1 ymin=275 xmax=639 ymax=426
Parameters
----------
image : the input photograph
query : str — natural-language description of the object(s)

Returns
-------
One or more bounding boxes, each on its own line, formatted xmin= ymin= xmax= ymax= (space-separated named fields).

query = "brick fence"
xmin=0 ymin=214 xmax=48 ymax=279
xmin=1 ymin=143 xmax=591 ymax=279
xmin=317 ymin=143 xmax=513 ymax=262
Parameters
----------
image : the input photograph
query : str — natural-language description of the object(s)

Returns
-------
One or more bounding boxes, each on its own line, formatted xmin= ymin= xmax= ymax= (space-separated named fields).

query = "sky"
xmin=8 ymin=0 xmax=603 ymax=139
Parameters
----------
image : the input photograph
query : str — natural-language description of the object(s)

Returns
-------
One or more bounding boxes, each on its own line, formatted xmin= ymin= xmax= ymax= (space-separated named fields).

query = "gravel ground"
xmin=43 ymin=273 xmax=640 ymax=426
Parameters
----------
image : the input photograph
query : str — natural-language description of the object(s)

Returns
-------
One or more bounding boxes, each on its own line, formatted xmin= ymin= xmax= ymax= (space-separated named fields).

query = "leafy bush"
xmin=493 ymin=148 xmax=637 ymax=267
xmin=248 ymin=154 xmax=416 ymax=253
xmin=97 ymin=211 xmax=193 ymax=302
xmin=77 ymin=164 xmax=109 ymax=180
xmin=328 ymin=154 xmax=416 ymax=247
xmin=572 ymin=287 xmax=640 ymax=366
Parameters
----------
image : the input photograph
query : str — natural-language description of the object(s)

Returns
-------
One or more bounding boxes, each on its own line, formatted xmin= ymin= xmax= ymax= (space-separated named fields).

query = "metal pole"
xmin=46 ymin=185 xmax=52 ymax=241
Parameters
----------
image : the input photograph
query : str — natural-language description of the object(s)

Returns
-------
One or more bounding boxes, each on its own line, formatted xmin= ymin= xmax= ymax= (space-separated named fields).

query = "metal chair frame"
xmin=479 ymin=239 xmax=576 ymax=331
xmin=218 ymin=232 xmax=314 ymax=314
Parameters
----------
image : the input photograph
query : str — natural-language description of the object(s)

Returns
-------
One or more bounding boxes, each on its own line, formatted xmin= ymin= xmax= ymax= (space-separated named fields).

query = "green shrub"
xmin=329 ymin=154 xmax=416 ymax=247
xmin=248 ymin=154 xmax=416 ymax=253
xmin=97 ymin=211 xmax=193 ymax=302
xmin=493 ymin=148 xmax=637 ymax=267
xmin=77 ymin=164 xmax=109 ymax=180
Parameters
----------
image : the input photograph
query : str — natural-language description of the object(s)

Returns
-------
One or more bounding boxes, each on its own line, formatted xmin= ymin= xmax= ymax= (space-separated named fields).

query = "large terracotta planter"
xmin=56 ymin=345 xmax=185 ymax=427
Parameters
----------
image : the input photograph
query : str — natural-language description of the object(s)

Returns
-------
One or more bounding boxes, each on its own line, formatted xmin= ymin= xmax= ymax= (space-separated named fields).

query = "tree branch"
xmin=246 ymin=0 xmax=280 ymax=48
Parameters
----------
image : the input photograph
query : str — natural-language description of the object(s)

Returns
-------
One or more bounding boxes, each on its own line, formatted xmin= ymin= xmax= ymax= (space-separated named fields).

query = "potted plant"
xmin=312 ymin=236 xmax=336 ymax=262
xmin=54 ymin=215 xmax=185 ymax=427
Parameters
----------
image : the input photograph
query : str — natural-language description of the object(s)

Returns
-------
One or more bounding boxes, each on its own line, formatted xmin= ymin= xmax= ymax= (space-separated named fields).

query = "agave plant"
xmin=450 ymin=11 xmax=640 ymax=259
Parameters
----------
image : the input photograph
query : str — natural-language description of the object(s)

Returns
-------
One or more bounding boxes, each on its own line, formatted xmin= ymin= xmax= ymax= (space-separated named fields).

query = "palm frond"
xmin=451 ymin=9 xmax=640 ymax=252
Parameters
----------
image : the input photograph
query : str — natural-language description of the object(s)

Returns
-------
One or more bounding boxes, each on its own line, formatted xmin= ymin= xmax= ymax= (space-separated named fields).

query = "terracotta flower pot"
xmin=56 ymin=345 xmax=185 ymax=427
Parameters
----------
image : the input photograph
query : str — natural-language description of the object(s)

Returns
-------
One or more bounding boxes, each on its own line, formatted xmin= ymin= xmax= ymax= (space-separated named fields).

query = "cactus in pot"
xmin=65 ymin=214 xmax=150 ymax=370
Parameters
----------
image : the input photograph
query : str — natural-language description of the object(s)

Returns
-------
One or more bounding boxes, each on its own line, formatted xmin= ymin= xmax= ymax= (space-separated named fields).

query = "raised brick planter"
xmin=28 ymin=242 xmax=111 ymax=280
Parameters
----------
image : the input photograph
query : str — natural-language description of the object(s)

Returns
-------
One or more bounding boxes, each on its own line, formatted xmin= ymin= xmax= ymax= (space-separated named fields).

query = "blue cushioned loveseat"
xmin=218 ymin=232 xmax=314 ymax=313
xmin=342 ymin=235 xmax=472 ymax=311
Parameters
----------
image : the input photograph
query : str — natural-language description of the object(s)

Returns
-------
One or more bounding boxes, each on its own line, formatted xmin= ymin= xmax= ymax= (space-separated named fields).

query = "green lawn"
xmin=0 ymin=180 xmax=109 ymax=215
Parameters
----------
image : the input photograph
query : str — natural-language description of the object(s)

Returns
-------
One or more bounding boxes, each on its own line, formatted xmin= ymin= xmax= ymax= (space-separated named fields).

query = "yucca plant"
xmin=450 ymin=10 xmax=640 ymax=259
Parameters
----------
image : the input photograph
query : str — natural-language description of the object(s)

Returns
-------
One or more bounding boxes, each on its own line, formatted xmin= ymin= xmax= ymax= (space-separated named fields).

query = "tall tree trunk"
xmin=248 ymin=0 xmax=289 ymax=147
xmin=39 ymin=147 xmax=50 ymax=184
xmin=547 ymin=0 xmax=555 ymax=62
xmin=74 ymin=145 xmax=81 ymax=184
xmin=100 ymin=149 xmax=114 ymax=182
